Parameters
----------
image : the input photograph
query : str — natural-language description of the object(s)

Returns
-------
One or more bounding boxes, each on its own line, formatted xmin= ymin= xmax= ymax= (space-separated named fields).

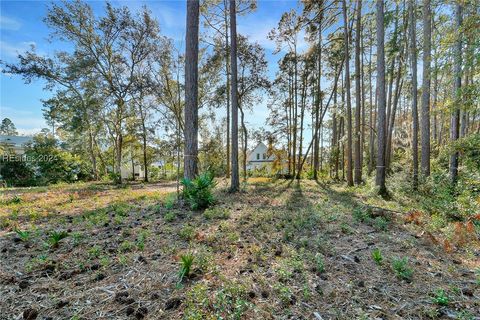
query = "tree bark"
xmin=342 ymin=0 xmax=354 ymax=187
xmin=354 ymin=0 xmax=362 ymax=184
xmin=421 ymin=0 xmax=431 ymax=176
xmin=375 ymin=0 xmax=387 ymax=196
xmin=184 ymin=0 xmax=200 ymax=180
xmin=229 ymin=0 xmax=240 ymax=191
xmin=450 ymin=3 xmax=462 ymax=184
xmin=409 ymin=0 xmax=419 ymax=189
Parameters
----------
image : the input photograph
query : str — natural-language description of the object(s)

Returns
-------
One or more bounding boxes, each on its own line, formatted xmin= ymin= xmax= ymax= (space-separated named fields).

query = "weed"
xmin=371 ymin=248 xmax=383 ymax=265
xmin=118 ymin=240 xmax=134 ymax=252
xmin=179 ymin=225 xmax=195 ymax=241
xmin=373 ymin=216 xmax=389 ymax=231
xmin=340 ymin=223 xmax=353 ymax=234
xmin=88 ymin=245 xmax=101 ymax=259
xmin=164 ymin=211 xmax=176 ymax=222
xmin=164 ymin=193 xmax=176 ymax=209
xmin=203 ymin=207 xmax=230 ymax=220
xmin=352 ymin=207 xmax=371 ymax=222
xmin=48 ymin=230 xmax=69 ymax=248
xmin=136 ymin=231 xmax=149 ymax=251
xmin=14 ymin=228 xmax=30 ymax=242
xmin=432 ymin=289 xmax=449 ymax=306
xmin=315 ymin=253 xmax=325 ymax=273
xmin=178 ymin=253 xmax=194 ymax=283
xmin=391 ymin=257 xmax=413 ymax=281
xmin=71 ymin=232 xmax=83 ymax=246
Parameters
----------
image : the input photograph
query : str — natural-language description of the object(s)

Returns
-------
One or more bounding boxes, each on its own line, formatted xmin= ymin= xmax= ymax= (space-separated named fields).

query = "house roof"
xmin=0 ymin=135 xmax=33 ymax=147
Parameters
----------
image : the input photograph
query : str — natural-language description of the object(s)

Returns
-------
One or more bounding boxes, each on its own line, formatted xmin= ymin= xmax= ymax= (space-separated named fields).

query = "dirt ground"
xmin=0 ymin=179 xmax=479 ymax=319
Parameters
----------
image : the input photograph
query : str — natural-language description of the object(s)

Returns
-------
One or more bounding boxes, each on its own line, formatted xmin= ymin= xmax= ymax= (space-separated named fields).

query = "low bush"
xmin=181 ymin=172 xmax=216 ymax=210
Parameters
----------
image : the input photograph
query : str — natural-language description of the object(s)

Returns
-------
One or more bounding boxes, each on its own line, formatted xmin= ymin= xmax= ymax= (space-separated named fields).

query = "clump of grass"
xmin=371 ymin=248 xmax=383 ymax=265
xmin=178 ymin=253 xmax=194 ymax=283
xmin=118 ymin=240 xmax=134 ymax=252
xmin=373 ymin=216 xmax=389 ymax=231
xmin=432 ymin=289 xmax=449 ymax=306
xmin=315 ymin=253 xmax=325 ymax=273
xmin=392 ymin=257 xmax=413 ymax=281
xmin=203 ymin=207 xmax=230 ymax=220
xmin=4 ymin=195 xmax=22 ymax=205
xmin=14 ymin=228 xmax=30 ymax=242
xmin=88 ymin=245 xmax=101 ymax=259
xmin=48 ymin=230 xmax=69 ymax=248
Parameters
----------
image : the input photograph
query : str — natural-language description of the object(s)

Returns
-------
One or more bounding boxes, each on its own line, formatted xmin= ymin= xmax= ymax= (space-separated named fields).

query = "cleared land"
xmin=0 ymin=179 xmax=479 ymax=319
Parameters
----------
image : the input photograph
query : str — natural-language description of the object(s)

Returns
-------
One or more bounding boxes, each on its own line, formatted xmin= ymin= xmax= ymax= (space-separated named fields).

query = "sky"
xmin=0 ymin=0 xmax=313 ymax=137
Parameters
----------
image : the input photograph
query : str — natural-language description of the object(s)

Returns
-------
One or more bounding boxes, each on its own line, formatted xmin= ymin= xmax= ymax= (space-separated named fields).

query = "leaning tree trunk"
xmin=342 ymin=0 xmax=354 ymax=187
xmin=421 ymin=0 xmax=431 ymax=177
xmin=354 ymin=0 xmax=363 ymax=185
xmin=450 ymin=3 xmax=463 ymax=184
xmin=229 ymin=0 xmax=240 ymax=192
xmin=409 ymin=0 xmax=419 ymax=189
xmin=184 ymin=0 xmax=200 ymax=180
xmin=375 ymin=0 xmax=387 ymax=196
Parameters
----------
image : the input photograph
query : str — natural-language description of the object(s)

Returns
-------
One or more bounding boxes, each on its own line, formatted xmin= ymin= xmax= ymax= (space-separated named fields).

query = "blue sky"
xmin=0 ymin=0 xmax=310 ymax=136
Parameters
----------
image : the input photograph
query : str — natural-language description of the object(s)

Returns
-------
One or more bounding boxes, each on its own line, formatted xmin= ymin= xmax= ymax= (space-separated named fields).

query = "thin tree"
xmin=450 ymin=3 xmax=463 ymax=184
xmin=354 ymin=0 xmax=362 ymax=184
xmin=409 ymin=0 xmax=419 ymax=189
xmin=375 ymin=0 xmax=387 ymax=196
xmin=229 ymin=0 xmax=240 ymax=192
xmin=421 ymin=0 xmax=431 ymax=176
xmin=184 ymin=0 xmax=200 ymax=180
xmin=342 ymin=0 xmax=354 ymax=186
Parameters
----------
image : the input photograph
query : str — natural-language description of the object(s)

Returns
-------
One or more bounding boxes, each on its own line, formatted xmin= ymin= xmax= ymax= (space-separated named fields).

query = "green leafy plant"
xmin=164 ymin=211 xmax=176 ymax=222
xmin=315 ymin=253 xmax=325 ymax=273
xmin=118 ymin=240 xmax=134 ymax=252
xmin=164 ymin=194 xmax=176 ymax=210
xmin=203 ymin=207 xmax=230 ymax=220
xmin=352 ymin=207 xmax=371 ymax=222
xmin=392 ymin=257 xmax=413 ymax=281
xmin=181 ymin=172 xmax=216 ymax=210
xmin=371 ymin=248 xmax=383 ymax=265
xmin=178 ymin=253 xmax=194 ymax=283
xmin=48 ymin=230 xmax=69 ymax=248
xmin=432 ymin=289 xmax=449 ymax=306
xmin=179 ymin=225 xmax=195 ymax=241
xmin=14 ymin=228 xmax=30 ymax=242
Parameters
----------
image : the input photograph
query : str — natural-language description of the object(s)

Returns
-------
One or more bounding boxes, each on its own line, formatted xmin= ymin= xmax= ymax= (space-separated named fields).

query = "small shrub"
xmin=373 ymin=217 xmax=389 ymax=231
xmin=204 ymin=207 xmax=230 ymax=220
xmin=118 ymin=240 xmax=134 ymax=252
xmin=181 ymin=172 xmax=216 ymax=210
xmin=164 ymin=194 xmax=176 ymax=210
xmin=432 ymin=289 xmax=449 ymax=306
xmin=48 ymin=230 xmax=69 ymax=248
xmin=352 ymin=207 xmax=371 ymax=222
xmin=371 ymin=248 xmax=383 ymax=265
xmin=178 ymin=253 xmax=194 ymax=283
xmin=392 ymin=257 xmax=413 ymax=281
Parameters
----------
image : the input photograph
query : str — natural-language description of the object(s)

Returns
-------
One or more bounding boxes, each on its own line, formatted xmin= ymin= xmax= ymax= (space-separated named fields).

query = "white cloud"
xmin=0 ymin=40 xmax=36 ymax=60
xmin=0 ymin=15 xmax=21 ymax=31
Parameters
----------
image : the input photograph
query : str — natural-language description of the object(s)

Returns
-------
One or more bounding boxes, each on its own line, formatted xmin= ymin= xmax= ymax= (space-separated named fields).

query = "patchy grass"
xmin=0 ymin=179 xmax=478 ymax=319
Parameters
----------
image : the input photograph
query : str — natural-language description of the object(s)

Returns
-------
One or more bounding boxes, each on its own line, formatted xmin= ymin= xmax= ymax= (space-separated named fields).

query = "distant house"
xmin=120 ymin=162 xmax=145 ymax=180
xmin=246 ymin=142 xmax=275 ymax=171
xmin=0 ymin=135 xmax=33 ymax=155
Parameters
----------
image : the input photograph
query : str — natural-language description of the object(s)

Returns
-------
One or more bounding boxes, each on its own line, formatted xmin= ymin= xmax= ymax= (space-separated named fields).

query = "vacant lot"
xmin=1 ymin=179 xmax=479 ymax=319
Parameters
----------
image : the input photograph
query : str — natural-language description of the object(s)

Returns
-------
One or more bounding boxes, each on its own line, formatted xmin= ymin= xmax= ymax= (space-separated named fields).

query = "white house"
xmin=0 ymin=135 xmax=33 ymax=155
xmin=120 ymin=162 xmax=145 ymax=180
xmin=246 ymin=142 xmax=276 ymax=172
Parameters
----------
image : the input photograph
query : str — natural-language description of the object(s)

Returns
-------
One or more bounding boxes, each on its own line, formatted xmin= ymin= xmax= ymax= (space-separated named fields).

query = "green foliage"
xmin=14 ymin=228 xmax=30 ymax=242
xmin=373 ymin=216 xmax=389 ymax=231
xmin=118 ymin=240 xmax=134 ymax=252
xmin=432 ymin=289 xmax=449 ymax=306
xmin=181 ymin=172 xmax=216 ymax=210
xmin=315 ymin=253 xmax=325 ymax=273
xmin=48 ymin=230 xmax=69 ymax=248
xmin=164 ymin=211 xmax=176 ymax=222
xmin=371 ymin=248 xmax=383 ymax=265
xmin=352 ymin=207 xmax=371 ymax=222
xmin=164 ymin=193 xmax=176 ymax=209
xmin=391 ymin=257 xmax=413 ymax=281
xmin=179 ymin=225 xmax=195 ymax=241
xmin=178 ymin=253 xmax=194 ymax=283
xmin=203 ymin=207 xmax=230 ymax=220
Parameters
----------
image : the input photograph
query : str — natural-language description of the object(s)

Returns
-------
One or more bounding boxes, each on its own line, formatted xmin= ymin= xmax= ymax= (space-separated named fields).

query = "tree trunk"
xmin=342 ymin=0 xmax=354 ymax=187
xmin=375 ymin=0 xmax=387 ymax=196
xmin=184 ymin=0 xmax=200 ymax=180
xmin=368 ymin=35 xmax=375 ymax=175
xmin=313 ymin=14 xmax=323 ymax=180
xmin=450 ymin=3 xmax=462 ymax=184
xmin=224 ymin=0 xmax=231 ymax=178
xmin=229 ymin=0 xmax=240 ymax=191
xmin=409 ymin=0 xmax=419 ymax=189
xmin=354 ymin=0 xmax=362 ymax=185
xmin=421 ymin=0 xmax=431 ymax=176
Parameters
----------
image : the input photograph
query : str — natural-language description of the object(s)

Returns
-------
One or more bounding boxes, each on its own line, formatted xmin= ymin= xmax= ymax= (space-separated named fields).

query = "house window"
xmin=256 ymin=153 xmax=260 ymax=160
xmin=263 ymin=153 xmax=266 ymax=160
